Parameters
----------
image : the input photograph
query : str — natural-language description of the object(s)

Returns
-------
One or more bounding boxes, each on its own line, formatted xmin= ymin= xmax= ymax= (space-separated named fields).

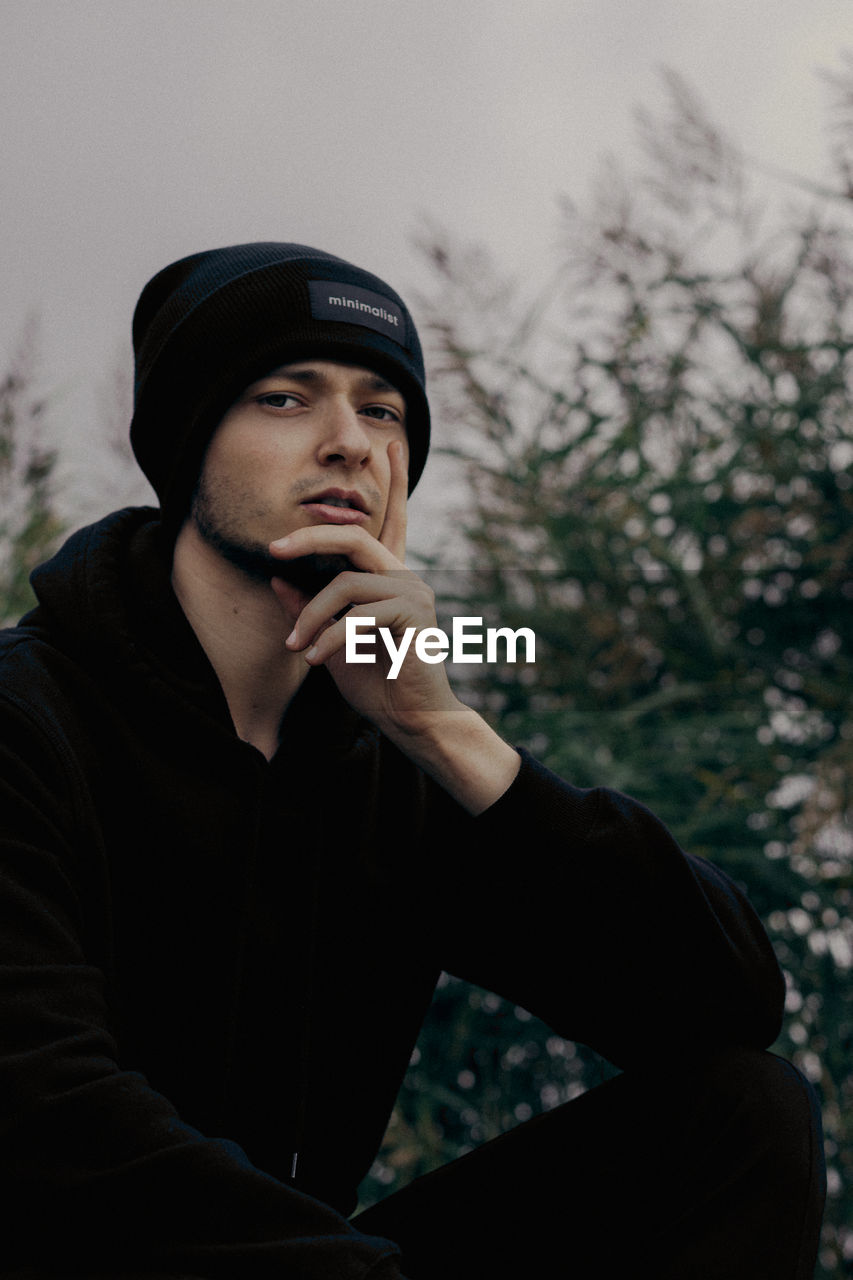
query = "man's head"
xmin=129 ymin=242 xmax=430 ymax=535
xmin=187 ymin=356 xmax=408 ymax=589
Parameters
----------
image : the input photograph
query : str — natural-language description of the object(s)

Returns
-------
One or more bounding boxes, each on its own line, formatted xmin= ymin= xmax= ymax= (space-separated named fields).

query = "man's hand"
xmin=269 ymin=442 xmax=520 ymax=814
xmin=271 ymin=442 xmax=453 ymax=732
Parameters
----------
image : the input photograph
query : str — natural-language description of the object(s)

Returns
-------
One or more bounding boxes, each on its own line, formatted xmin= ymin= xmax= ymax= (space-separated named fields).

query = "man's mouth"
xmin=300 ymin=490 xmax=370 ymax=524
xmin=316 ymin=495 xmax=359 ymax=509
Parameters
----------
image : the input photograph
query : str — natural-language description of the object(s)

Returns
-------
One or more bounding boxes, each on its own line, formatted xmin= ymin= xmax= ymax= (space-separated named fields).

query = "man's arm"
xmin=376 ymin=700 xmax=521 ymax=815
xmin=420 ymin=750 xmax=786 ymax=1064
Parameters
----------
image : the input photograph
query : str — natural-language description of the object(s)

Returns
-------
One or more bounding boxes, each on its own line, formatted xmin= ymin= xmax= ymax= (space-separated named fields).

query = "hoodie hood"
xmin=27 ymin=507 xmax=231 ymax=731
xmin=25 ymin=506 xmax=366 ymax=758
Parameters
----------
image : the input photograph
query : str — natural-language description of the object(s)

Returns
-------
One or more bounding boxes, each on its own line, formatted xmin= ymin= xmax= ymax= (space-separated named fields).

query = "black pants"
xmin=355 ymin=1047 xmax=826 ymax=1279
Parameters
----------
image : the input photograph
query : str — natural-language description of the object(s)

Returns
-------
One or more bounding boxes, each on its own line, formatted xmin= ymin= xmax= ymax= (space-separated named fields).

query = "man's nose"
xmin=317 ymin=398 xmax=372 ymax=466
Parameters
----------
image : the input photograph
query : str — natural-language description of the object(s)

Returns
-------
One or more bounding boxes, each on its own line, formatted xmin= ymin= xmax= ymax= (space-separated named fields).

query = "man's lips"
xmin=300 ymin=503 xmax=369 ymax=525
xmin=299 ymin=489 xmax=370 ymax=525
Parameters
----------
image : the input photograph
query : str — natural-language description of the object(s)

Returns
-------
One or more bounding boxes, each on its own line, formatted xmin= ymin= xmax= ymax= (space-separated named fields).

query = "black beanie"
xmin=130 ymin=242 xmax=430 ymax=525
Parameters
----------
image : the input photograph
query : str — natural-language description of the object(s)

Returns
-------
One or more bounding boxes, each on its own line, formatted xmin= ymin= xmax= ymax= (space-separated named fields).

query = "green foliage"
xmin=0 ymin=331 xmax=63 ymax=625
xmin=364 ymin=71 xmax=853 ymax=1275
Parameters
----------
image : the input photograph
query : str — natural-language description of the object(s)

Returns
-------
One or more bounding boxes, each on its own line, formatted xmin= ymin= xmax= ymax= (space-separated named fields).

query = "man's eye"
xmin=257 ymin=392 xmax=301 ymax=409
xmin=361 ymin=404 xmax=401 ymax=424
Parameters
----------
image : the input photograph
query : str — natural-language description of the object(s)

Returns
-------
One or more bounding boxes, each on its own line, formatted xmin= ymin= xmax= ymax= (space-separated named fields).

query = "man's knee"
xmin=686 ymin=1046 xmax=825 ymax=1198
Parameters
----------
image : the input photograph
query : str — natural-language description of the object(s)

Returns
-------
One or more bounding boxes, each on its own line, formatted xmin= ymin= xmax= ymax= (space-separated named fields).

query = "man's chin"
xmin=195 ymin=519 xmax=353 ymax=592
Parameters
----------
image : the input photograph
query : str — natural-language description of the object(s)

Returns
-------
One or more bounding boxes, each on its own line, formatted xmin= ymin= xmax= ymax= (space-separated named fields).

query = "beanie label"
xmin=308 ymin=280 xmax=406 ymax=345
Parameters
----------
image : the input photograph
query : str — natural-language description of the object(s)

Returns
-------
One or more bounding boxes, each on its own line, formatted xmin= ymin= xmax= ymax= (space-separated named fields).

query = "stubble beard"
xmin=189 ymin=475 xmax=354 ymax=596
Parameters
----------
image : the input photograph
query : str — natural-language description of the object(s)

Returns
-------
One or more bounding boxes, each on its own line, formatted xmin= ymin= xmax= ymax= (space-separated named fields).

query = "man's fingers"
xmin=298 ymin=598 xmax=414 ymax=668
xmin=284 ymin=569 xmax=425 ymax=651
xmin=270 ymin=523 xmax=401 ymax=574
xmin=378 ymin=439 xmax=408 ymax=562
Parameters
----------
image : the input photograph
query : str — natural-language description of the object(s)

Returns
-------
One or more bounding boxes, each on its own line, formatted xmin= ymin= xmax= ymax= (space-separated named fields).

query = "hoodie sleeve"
xmin=0 ymin=680 xmax=405 ymax=1280
xmin=428 ymin=749 xmax=784 ymax=1066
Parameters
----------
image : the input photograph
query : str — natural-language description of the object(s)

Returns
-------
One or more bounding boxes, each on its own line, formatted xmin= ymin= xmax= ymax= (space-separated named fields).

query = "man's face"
xmin=188 ymin=359 xmax=409 ymax=584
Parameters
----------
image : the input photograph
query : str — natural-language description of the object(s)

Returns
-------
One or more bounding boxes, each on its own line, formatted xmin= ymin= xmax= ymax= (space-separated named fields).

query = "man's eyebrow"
xmin=265 ymin=367 xmax=321 ymax=385
xmin=357 ymin=373 xmax=401 ymax=395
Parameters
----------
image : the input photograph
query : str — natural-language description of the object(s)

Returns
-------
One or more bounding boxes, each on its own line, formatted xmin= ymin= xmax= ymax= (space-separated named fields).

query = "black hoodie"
xmin=0 ymin=507 xmax=784 ymax=1277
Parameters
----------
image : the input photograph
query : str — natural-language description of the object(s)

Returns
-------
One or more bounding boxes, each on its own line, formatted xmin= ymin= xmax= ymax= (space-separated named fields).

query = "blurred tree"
xmin=0 ymin=326 xmax=64 ymax=626
xmin=362 ymin=65 xmax=853 ymax=1276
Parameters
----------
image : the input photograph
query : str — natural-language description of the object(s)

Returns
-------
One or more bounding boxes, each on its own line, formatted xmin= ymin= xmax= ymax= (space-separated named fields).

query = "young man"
xmin=0 ymin=242 xmax=825 ymax=1278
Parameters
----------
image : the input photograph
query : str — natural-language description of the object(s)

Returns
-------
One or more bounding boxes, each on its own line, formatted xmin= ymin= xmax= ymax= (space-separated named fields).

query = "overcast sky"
xmin=2 ymin=0 xmax=851 ymax=536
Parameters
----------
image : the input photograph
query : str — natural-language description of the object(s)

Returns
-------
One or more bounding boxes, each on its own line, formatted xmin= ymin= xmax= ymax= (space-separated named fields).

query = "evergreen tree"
xmin=364 ymin=69 xmax=853 ymax=1276
xmin=0 ymin=328 xmax=63 ymax=625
